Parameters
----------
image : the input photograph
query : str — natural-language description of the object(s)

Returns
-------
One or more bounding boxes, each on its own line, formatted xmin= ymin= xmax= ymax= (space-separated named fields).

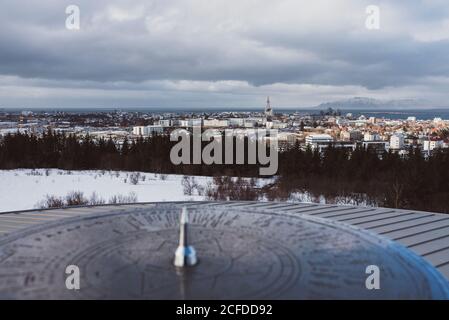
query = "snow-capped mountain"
xmin=314 ymin=97 xmax=433 ymax=110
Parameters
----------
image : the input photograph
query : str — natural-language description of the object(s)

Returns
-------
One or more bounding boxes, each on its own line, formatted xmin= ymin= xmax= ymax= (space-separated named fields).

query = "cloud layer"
xmin=1 ymin=0 xmax=449 ymax=109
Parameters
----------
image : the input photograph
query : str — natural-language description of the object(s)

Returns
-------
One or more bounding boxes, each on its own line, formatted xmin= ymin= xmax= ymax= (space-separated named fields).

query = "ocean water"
xmin=338 ymin=109 xmax=449 ymax=121
xmin=2 ymin=107 xmax=449 ymax=120
xmin=278 ymin=109 xmax=449 ymax=120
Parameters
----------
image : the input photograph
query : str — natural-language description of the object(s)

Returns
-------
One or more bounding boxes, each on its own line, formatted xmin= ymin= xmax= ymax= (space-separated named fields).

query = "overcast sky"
xmin=1 ymin=0 xmax=449 ymax=109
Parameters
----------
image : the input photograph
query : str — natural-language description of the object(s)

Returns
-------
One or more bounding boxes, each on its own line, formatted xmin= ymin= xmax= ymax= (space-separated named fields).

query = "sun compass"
xmin=0 ymin=202 xmax=449 ymax=299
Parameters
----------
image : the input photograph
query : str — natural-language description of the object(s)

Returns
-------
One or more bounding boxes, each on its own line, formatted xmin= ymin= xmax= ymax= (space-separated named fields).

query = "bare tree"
xmin=89 ymin=192 xmax=105 ymax=205
xmin=182 ymin=176 xmax=194 ymax=195
xmin=108 ymin=192 xmax=138 ymax=204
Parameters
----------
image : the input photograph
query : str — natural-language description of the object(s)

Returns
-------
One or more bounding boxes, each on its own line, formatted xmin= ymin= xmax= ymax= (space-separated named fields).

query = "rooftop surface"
xmin=1 ymin=201 xmax=449 ymax=282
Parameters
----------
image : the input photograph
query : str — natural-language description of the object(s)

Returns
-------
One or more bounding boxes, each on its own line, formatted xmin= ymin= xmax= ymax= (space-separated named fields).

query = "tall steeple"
xmin=265 ymin=96 xmax=273 ymax=118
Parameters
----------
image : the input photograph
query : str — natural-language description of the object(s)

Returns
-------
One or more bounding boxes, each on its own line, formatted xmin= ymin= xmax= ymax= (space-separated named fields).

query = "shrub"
xmin=108 ymin=192 xmax=138 ymax=204
xmin=65 ymin=191 xmax=89 ymax=206
xmin=129 ymin=172 xmax=140 ymax=185
xmin=37 ymin=195 xmax=65 ymax=209
xmin=89 ymin=192 xmax=105 ymax=205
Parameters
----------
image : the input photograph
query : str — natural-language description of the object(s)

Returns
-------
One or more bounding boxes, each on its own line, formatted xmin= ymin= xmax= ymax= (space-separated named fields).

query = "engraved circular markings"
xmin=0 ymin=203 xmax=448 ymax=299
xmin=72 ymin=227 xmax=299 ymax=299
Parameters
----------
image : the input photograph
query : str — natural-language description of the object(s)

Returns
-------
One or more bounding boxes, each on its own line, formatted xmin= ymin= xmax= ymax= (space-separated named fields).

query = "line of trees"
xmin=277 ymin=142 xmax=449 ymax=213
xmin=1 ymin=130 xmax=449 ymax=213
xmin=0 ymin=130 xmax=261 ymax=176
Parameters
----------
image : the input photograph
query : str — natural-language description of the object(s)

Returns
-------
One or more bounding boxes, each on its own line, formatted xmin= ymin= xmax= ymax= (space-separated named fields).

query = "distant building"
xmin=266 ymin=120 xmax=286 ymax=129
xmin=305 ymin=134 xmax=334 ymax=151
xmin=157 ymin=120 xmax=172 ymax=127
xmin=132 ymin=126 xmax=146 ymax=136
xmin=336 ymin=118 xmax=349 ymax=125
xmin=362 ymin=141 xmax=390 ymax=153
xmin=203 ymin=119 xmax=229 ymax=127
xmin=390 ymin=134 xmax=405 ymax=150
xmin=270 ymin=120 xmax=287 ymax=129
xmin=178 ymin=120 xmax=190 ymax=127
xmin=244 ymin=119 xmax=257 ymax=128
xmin=228 ymin=118 xmax=245 ymax=127
xmin=277 ymin=132 xmax=300 ymax=150
xmin=364 ymin=132 xmax=380 ymax=141
xmin=132 ymin=125 xmax=164 ymax=136
xmin=177 ymin=119 xmax=203 ymax=127
xmin=423 ymin=139 xmax=444 ymax=152
xmin=147 ymin=125 xmax=164 ymax=135
xmin=306 ymin=134 xmax=333 ymax=145
xmin=190 ymin=119 xmax=203 ymax=127
xmin=341 ymin=130 xmax=363 ymax=142
xmin=305 ymin=134 xmax=356 ymax=152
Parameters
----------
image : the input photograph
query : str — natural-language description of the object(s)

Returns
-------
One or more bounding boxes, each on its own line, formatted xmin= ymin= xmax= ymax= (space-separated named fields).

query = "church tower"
xmin=265 ymin=96 xmax=273 ymax=118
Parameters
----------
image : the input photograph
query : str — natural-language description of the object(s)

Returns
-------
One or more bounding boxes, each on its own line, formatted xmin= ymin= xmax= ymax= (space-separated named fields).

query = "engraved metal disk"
xmin=0 ymin=202 xmax=448 ymax=299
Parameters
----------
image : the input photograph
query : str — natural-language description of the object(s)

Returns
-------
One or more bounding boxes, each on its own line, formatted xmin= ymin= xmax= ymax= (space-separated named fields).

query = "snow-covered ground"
xmin=0 ymin=169 xmax=367 ymax=213
xmin=0 ymin=169 xmax=213 ymax=213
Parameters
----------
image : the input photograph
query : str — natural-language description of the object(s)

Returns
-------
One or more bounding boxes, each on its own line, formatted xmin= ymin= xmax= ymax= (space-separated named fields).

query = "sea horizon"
xmin=2 ymin=107 xmax=449 ymax=120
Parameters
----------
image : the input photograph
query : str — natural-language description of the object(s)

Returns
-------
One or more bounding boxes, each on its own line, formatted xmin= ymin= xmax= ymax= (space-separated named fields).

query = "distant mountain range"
xmin=313 ymin=97 xmax=442 ymax=110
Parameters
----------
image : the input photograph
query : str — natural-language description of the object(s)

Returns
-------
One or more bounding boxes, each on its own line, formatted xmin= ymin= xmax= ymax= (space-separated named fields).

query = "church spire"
xmin=265 ymin=96 xmax=273 ymax=118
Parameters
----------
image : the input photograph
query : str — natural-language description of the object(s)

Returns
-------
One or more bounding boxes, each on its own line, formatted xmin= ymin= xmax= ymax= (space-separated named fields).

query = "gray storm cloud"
xmin=0 ymin=0 xmax=449 ymax=108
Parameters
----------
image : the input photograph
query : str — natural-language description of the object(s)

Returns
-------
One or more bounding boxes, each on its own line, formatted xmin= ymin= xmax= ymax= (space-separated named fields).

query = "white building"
xmin=305 ymin=134 xmax=334 ymax=151
xmin=132 ymin=125 xmax=164 ymax=136
xmin=306 ymin=134 xmax=333 ymax=145
xmin=203 ymin=119 xmax=229 ymax=127
xmin=177 ymin=119 xmax=203 ymax=127
xmin=244 ymin=119 xmax=257 ymax=128
xmin=178 ymin=120 xmax=190 ymax=127
xmin=228 ymin=118 xmax=245 ymax=127
xmin=364 ymin=132 xmax=380 ymax=141
xmin=390 ymin=134 xmax=405 ymax=150
xmin=270 ymin=120 xmax=287 ymax=129
xmin=157 ymin=120 xmax=172 ymax=127
xmin=132 ymin=126 xmax=147 ymax=136
xmin=423 ymin=140 xmax=444 ymax=152
xmin=190 ymin=119 xmax=203 ymax=127
xmin=147 ymin=125 xmax=164 ymax=135
xmin=336 ymin=118 xmax=349 ymax=126
xmin=277 ymin=132 xmax=299 ymax=145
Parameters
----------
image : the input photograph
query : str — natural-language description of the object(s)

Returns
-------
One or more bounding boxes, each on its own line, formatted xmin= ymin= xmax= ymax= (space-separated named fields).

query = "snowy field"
xmin=0 ymin=169 xmax=366 ymax=213
xmin=0 ymin=169 xmax=213 ymax=213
